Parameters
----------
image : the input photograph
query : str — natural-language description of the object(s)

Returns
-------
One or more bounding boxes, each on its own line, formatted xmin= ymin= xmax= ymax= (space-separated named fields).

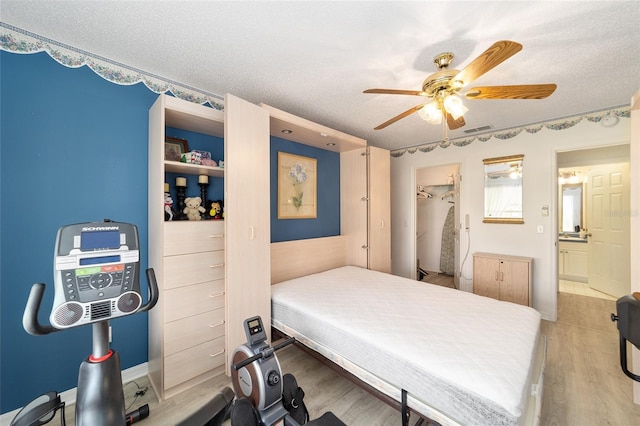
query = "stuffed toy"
xmin=207 ymin=199 xmax=224 ymax=220
xmin=183 ymin=196 xmax=205 ymax=221
xmin=164 ymin=192 xmax=176 ymax=221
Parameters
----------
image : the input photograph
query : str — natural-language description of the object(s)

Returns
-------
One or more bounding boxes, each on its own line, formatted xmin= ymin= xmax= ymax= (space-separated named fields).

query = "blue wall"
xmin=0 ymin=51 xmax=341 ymax=413
xmin=0 ymin=51 xmax=156 ymax=412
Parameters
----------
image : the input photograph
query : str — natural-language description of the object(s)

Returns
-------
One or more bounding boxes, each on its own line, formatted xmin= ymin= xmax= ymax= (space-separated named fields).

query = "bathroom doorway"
xmin=415 ymin=164 xmax=461 ymax=289
xmin=557 ymin=145 xmax=630 ymax=300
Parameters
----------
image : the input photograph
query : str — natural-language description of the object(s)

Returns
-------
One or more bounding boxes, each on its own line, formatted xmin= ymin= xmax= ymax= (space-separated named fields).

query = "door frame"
xmin=555 ymin=145 xmax=631 ymax=301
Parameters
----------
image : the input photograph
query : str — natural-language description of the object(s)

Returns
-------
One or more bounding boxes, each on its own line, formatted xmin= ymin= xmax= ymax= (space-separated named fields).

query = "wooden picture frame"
xmin=165 ymin=137 xmax=189 ymax=161
xmin=278 ymin=152 xmax=317 ymax=219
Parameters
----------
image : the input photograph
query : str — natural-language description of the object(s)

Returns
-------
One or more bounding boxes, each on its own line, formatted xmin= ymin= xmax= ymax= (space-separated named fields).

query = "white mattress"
xmin=271 ymin=266 xmax=542 ymax=426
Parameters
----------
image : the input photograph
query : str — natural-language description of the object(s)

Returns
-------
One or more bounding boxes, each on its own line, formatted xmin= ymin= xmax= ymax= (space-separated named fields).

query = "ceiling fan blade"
xmin=465 ymin=84 xmax=557 ymax=99
xmin=446 ymin=113 xmax=466 ymax=130
xmin=453 ymin=40 xmax=523 ymax=87
xmin=364 ymin=88 xmax=428 ymax=96
xmin=373 ymin=104 xmax=425 ymax=130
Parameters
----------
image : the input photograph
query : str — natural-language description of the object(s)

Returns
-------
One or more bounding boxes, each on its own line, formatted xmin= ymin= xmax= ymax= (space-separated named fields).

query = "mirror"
xmin=483 ymin=154 xmax=524 ymax=224
xmin=560 ymin=183 xmax=583 ymax=233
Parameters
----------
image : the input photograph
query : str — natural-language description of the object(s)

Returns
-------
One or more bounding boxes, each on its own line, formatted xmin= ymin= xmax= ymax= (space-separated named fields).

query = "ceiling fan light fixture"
xmin=443 ymin=94 xmax=468 ymax=120
xmin=418 ymin=100 xmax=442 ymax=124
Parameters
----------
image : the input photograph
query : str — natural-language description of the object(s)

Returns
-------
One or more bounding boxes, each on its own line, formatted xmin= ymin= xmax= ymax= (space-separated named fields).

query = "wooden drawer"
xmin=164 ymin=335 xmax=225 ymax=390
xmin=164 ymin=308 xmax=225 ymax=356
xmin=164 ymin=279 xmax=225 ymax=323
xmin=164 ymin=221 xmax=225 ymax=256
xmin=164 ymin=250 xmax=225 ymax=289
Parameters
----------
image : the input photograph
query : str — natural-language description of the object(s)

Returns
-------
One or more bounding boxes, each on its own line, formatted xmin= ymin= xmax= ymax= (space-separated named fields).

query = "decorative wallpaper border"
xmin=0 ymin=22 xmax=225 ymax=110
xmin=390 ymin=106 xmax=630 ymax=157
xmin=1 ymin=22 xmax=630 ymax=156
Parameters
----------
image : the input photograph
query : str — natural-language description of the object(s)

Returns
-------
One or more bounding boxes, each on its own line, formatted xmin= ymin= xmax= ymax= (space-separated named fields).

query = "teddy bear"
xmin=183 ymin=196 xmax=206 ymax=221
xmin=164 ymin=192 xmax=176 ymax=221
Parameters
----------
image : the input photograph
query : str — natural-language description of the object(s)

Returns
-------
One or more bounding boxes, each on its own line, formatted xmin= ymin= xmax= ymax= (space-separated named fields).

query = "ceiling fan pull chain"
xmin=442 ymin=114 xmax=448 ymax=142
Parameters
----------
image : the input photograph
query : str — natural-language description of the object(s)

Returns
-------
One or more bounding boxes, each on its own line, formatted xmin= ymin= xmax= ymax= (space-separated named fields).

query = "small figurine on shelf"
xmin=207 ymin=199 xmax=224 ymax=220
xmin=184 ymin=197 xmax=206 ymax=221
xmin=164 ymin=185 xmax=176 ymax=221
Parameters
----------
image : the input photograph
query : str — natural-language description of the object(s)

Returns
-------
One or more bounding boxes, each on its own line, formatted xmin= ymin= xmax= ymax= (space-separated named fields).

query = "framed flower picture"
xmin=277 ymin=152 xmax=317 ymax=219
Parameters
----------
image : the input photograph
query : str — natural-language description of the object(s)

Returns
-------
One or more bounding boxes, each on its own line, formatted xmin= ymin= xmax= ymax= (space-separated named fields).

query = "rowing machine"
xmin=230 ymin=316 xmax=346 ymax=426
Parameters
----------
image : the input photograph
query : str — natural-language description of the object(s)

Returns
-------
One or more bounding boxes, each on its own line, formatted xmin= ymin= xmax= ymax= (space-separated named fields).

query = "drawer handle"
xmin=210 ymin=349 xmax=225 ymax=358
xmin=209 ymin=320 xmax=224 ymax=328
xmin=209 ymin=292 xmax=224 ymax=298
xmin=209 ymin=234 xmax=224 ymax=238
xmin=209 ymin=263 xmax=225 ymax=269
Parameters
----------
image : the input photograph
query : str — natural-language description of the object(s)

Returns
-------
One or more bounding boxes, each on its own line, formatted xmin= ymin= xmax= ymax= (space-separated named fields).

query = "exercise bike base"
xmin=76 ymin=351 xmax=125 ymax=426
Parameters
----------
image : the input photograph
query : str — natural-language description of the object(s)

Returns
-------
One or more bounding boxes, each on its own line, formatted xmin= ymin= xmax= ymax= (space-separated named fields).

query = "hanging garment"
xmin=439 ymin=206 xmax=455 ymax=275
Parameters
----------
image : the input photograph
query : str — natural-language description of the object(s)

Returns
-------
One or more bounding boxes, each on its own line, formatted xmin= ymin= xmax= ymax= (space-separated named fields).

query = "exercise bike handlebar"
xmin=23 ymin=268 xmax=160 ymax=336
xmin=233 ymin=337 xmax=296 ymax=371
xmin=23 ymin=283 xmax=58 ymax=336
xmin=139 ymin=268 xmax=159 ymax=313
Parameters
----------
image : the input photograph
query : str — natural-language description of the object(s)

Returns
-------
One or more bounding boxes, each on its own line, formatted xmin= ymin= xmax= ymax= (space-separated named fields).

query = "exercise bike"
xmin=229 ymin=316 xmax=346 ymax=426
xmin=12 ymin=220 xmax=158 ymax=426
xmin=611 ymin=292 xmax=640 ymax=382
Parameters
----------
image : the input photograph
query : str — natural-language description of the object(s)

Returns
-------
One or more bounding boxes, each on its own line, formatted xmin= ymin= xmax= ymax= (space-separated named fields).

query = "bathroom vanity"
xmin=558 ymin=235 xmax=588 ymax=282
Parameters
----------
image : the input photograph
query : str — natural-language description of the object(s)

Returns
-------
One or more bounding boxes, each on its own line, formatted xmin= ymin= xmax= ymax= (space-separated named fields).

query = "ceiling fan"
xmin=364 ymin=40 xmax=557 ymax=131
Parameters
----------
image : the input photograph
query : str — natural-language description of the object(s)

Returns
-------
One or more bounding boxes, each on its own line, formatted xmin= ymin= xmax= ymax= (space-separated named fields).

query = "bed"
xmin=270 ymin=263 xmax=546 ymax=426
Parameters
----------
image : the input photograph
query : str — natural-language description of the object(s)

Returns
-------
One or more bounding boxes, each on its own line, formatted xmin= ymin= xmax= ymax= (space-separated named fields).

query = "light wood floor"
xmin=58 ymin=290 xmax=640 ymax=426
xmin=540 ymin=292 xmax=640 ymax=425
xmin=421 ymin=271 xmax=456 ymax=288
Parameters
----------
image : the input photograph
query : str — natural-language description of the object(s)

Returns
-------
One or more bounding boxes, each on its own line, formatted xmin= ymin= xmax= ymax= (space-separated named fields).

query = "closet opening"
xmin=415 ymin=164 xmax=461 ymax=289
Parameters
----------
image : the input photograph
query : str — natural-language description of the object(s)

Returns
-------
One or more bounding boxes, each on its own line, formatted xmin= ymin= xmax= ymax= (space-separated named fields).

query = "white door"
xmin=225 ymin=94 xmax=271 ymax=366
xmin=368 ymin=146 xmax=391 ymax=273
xmin=340 ymin=148 xmax=368 ymax=268
xmin=587 ymin=162 xmax=630 ymax=298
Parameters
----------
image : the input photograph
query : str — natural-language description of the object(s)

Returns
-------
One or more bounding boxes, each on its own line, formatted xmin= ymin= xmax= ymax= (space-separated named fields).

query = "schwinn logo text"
xmin=82 ymin=226 xmax=119 ymax=231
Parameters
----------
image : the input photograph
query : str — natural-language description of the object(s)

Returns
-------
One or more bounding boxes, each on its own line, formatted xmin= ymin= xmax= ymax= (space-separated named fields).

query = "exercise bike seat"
xmin=306 ymin=411 xmax=346 ymax=426
xmin=175 ymin=387 xmax=235 ymax=426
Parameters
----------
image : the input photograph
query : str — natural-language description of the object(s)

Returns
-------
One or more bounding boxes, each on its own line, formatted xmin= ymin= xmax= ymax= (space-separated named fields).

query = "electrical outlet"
xmin=465 ymin=214 xmax=470 ymax=230
xmin=537 ymin=225 xmax=544 ymax=234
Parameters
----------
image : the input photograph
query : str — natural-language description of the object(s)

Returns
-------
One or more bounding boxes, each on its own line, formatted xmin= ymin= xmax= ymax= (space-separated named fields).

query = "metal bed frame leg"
xmin=401 ymin=389 xmax=430 ymax=426
xmin=402 ymin=389 xmax=408 ymax=426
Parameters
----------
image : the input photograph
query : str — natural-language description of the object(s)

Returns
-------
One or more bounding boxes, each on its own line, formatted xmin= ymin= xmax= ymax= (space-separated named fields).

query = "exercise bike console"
xmin=53 ymin=221 xmax=144 ymax=328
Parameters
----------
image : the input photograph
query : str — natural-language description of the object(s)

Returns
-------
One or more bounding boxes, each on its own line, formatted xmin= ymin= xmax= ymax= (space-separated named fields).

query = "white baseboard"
xmin=0 ymin=362 xmax=148 ymax=426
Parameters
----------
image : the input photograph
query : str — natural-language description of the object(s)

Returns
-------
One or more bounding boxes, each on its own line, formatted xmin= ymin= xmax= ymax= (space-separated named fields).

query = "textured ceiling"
xmin=2 ymin=1 xmax=639 ymax=151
